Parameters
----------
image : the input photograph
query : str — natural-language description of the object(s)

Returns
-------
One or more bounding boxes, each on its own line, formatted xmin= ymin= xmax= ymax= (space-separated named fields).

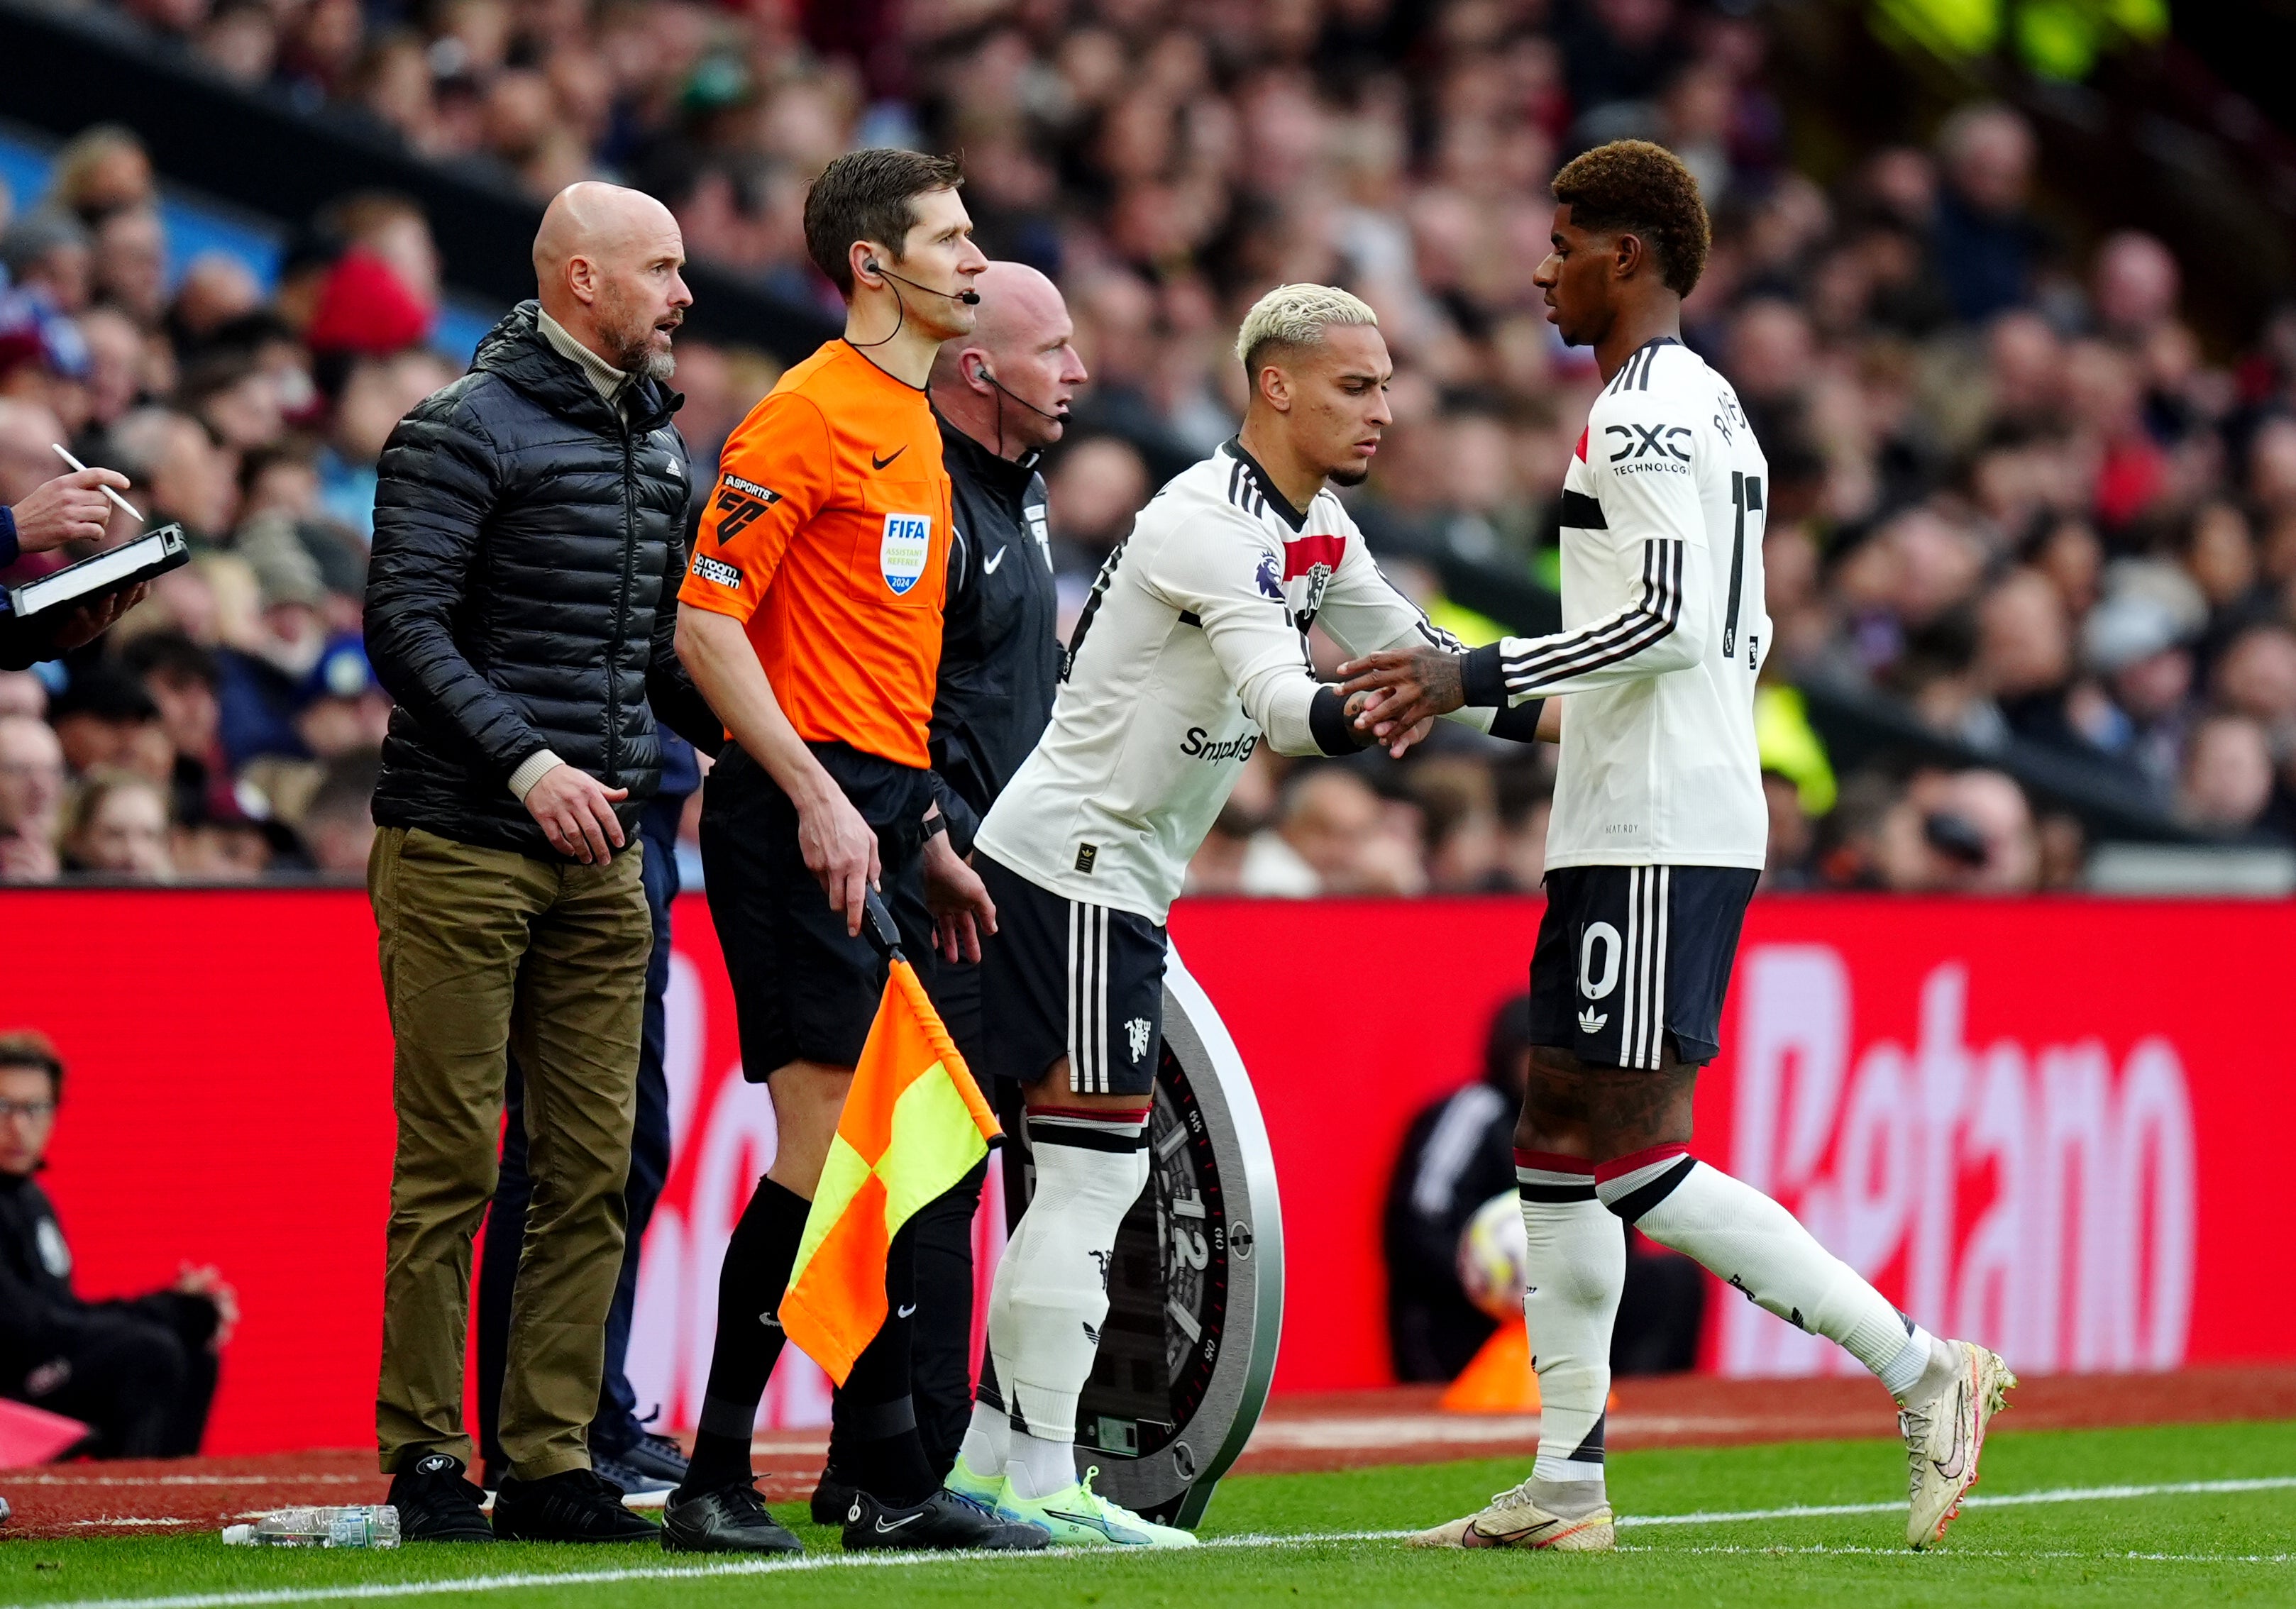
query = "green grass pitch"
xmin=5 ymin=1421 xmax=2293 ymax=1608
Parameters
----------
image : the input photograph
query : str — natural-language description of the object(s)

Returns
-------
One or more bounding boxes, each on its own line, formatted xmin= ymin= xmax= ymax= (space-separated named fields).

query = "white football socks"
xmin=1516 ymin=1151 xmax=1622 ymax=1506
xmin=954 ymin=1400 xmax=1008 ymax=1483
xmin=984 ymin=1109 xmax=1150 ymax=1465
xmin=1597 ymin=1147 xmax=1927 ymax=1395
xmin=1005 ymin=1430 xmax=1081 ymax=1500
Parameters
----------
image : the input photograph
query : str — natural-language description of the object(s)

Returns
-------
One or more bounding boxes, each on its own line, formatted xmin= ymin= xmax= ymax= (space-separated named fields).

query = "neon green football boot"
xmin=942 ymin=1449 xmax=1006 ymax=1510
xmin=995 ymin=1467 xmax=1198 ymax=1547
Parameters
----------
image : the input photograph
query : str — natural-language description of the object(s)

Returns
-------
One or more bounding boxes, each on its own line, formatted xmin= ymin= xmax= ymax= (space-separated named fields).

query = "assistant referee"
xmin=661 ymin=149 xmax=1037 ymax=1559
xmin=871 ymin=260 xmax=1086 ymax=1505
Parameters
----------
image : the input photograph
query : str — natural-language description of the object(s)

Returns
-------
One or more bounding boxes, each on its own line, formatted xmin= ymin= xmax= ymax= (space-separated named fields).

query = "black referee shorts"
xmin=929 ymin=954 xmax=986 ymax=1083
xmin=700 ymin=741 xmax=937 ymax=1080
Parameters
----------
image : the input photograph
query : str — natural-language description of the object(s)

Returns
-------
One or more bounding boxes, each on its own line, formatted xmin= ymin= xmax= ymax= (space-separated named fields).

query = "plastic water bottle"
xmin=221 ymin=1506 xmax=402 ymax=1548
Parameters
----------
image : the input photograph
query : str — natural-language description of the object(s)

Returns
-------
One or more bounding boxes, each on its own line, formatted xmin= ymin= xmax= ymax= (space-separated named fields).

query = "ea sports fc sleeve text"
xmin=680 ymin=390 xmax=832 ymax=622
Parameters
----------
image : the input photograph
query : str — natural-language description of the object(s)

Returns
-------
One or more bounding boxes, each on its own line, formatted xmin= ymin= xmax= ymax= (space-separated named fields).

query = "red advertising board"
xmin=1173 ymin=897 xmax=2296 ymax=1389
xmin=2 ymin=889 xmax=2290 ymax=1456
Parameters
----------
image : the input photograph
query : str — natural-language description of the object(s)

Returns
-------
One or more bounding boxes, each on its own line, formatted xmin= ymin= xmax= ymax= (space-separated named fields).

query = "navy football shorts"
xmin=1527 ymin=864 xmax=1759 ymax=1070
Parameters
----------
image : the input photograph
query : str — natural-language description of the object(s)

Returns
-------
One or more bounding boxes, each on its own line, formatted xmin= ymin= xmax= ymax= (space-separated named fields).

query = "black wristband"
xmin=923 ymin=813 xmax=950 ymax=841
xmin=1461 ymin=643 xmax=1507 ymax=708
xmin=1308 ymin=685 xmax=1369 ymax=756
xmin=1488 ymin=697 xmax=1546 ymax=743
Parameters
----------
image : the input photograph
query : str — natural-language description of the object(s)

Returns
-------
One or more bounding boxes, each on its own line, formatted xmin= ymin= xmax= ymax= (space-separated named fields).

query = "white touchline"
xmin=1616 ymin=1475 xmax=2296 ymax=1527
xmin=1623 ymin=1545 xmax=2296 ymax=1564
xmin=11 ymin=1476 xmax=2293 ymax=1609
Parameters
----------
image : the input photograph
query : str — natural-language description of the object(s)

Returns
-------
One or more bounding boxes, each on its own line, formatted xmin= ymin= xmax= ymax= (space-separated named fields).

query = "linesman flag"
xmin=779 ymin=944 xmax=1001 ymax=1385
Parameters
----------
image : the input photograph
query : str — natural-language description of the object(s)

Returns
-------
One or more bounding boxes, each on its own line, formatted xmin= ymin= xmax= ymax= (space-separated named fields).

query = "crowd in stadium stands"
xmin=4 ymin=0 xmax=2296 ymax=892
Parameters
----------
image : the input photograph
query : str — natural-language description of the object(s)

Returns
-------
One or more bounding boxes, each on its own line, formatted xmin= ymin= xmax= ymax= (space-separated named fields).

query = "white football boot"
xmin=1408 ymin=1481 xmax=1615 ymax=1551
xmin=1900 ymin=1339 xmax=2016 ymax=1549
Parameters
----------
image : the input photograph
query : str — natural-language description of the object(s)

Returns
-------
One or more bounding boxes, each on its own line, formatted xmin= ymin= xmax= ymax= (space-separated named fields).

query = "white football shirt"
xmin=977 ymin=438 xmax=1510 ymax=922
xmin=1460 ymin=336 xmax=1770 ymax=870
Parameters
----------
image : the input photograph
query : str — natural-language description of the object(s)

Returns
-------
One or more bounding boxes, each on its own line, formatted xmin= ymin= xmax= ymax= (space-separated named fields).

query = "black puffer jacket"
xmin=365 ymin=302 xmax=721 ymax=860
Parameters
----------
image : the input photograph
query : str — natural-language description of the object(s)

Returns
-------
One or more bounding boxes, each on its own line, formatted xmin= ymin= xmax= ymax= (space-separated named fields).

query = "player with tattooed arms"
xmin=1342 ymin=139 xmax=2014 ymax=1556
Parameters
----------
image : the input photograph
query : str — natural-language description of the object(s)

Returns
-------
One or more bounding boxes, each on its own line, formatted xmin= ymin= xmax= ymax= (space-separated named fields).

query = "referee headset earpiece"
xmin=971 ymin=363 xmax=1069 ymax=424
xmin=971 ymin=361 xmax=1070 ymax=463
xmin=851 ymin=255 xmax=906 ymax=350
xmin=868 ymin=254 xmax=982 ymax=305
xmin=973 ymin=360 xmax=1069 ymax=461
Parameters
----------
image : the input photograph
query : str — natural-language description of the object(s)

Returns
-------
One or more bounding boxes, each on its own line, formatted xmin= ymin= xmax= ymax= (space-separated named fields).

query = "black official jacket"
xmin=929 ymin=415 xmax=1061 ymax=851
xmin=365 ymin=302 xmax=721 ymax=861
xmin=0 ymin=1172 xmax=216 ymax=1390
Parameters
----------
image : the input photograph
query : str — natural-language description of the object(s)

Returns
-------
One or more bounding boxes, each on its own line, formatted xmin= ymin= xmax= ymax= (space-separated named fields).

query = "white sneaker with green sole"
xmin=995 ymin=1468 xmax=1198 ymax=1547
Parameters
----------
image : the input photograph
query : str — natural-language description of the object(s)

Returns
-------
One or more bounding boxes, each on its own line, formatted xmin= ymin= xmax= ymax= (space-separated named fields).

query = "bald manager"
xmin=363 ymin=183 xmax=722 ymax=1545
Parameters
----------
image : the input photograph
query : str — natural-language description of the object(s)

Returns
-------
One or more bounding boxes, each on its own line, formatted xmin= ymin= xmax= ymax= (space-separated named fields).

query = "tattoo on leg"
xmin=1588 ymin=1049 xmax=1700 ymax=1159
xmin=1517 ymin=1046 xmax=1593 ymax=1156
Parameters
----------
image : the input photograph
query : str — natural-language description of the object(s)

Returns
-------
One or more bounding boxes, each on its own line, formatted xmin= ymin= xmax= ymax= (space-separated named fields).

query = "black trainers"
xmin=388 ymin=1452 xmax=493 ymax=1543
xmin=593 ymin=1450 xmax=678 ymax=1496
xmin=661 ymin=1481 xmax=804 ymax=1554
xmin=617 ymin=1430 xmax=691 ymax=1484
xmin=810 ymin=1471 xmax=856 ymax=1527
xmin=840 ymin=1488 xmax=1047 ymax=1552
xmin=490 ymin=1468 xmax=658 ymax=1543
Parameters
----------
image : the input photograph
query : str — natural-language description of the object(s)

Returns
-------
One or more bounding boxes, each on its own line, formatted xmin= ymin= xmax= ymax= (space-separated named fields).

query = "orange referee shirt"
xmin=680 ymin=340 xmax=954 ymax=770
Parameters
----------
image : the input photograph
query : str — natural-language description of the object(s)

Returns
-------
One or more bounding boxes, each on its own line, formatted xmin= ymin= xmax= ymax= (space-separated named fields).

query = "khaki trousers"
xmin=368 ymin=825 xmax=651 ymax=1479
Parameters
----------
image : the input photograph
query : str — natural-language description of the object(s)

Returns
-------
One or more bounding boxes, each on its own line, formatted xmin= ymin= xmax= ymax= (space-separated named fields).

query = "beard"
xmin=1328 ymin=460 xmax=1372 ymax=487
xmin=607 ymin=326 xmax=675 ymax=380
xmin=600 ymin=284 xmax=678 ymax=379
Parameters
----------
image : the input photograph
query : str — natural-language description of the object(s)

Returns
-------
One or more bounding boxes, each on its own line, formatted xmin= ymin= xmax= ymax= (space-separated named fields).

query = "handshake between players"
xmin=971 ymin=137 xmax=2007 ymax=1561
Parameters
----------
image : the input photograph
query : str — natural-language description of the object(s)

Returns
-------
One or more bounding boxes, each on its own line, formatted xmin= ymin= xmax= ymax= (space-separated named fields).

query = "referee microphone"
xmin=972 ymin=365 xmax=1068 ymax=424
xmin=853 ymin=255 xmax=981 ymax=353
xmin=865 ymin=257 xmax=981 ymax=306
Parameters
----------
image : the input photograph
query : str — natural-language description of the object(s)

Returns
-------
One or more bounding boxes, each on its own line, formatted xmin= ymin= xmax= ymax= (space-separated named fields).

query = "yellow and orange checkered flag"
xmin=778 ymin=949 xmax=1000 ymax=1386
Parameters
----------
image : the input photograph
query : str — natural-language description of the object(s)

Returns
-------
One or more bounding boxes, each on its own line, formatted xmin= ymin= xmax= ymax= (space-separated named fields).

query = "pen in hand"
xmin=50 ymin=443 xmax=145 ymax=524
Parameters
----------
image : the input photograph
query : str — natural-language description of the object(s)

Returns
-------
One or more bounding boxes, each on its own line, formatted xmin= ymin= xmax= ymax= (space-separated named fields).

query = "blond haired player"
xmin=946 ymin=284 xmax=1546 ymax=1545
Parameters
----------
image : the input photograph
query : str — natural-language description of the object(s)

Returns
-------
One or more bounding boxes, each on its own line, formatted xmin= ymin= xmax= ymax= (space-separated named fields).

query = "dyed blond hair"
xmin=1234 ymin=283 xmax=1379 ymax=377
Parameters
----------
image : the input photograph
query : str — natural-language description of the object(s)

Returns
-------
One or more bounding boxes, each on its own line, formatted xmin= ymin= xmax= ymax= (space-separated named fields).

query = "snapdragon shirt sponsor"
xmin=978 ymin=439 xmax=1501 ymax=921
